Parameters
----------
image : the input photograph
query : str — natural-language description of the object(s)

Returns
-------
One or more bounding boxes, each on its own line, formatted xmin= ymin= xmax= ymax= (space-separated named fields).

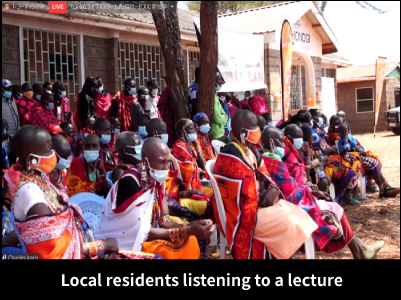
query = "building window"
xmin=22 ymin=29 xmax=80 ymax=110
xmin=118 ymin=41 xmax=199 ymax=91
xmin=290 ymin=65 xmax=306 ymax=110
xmin=356 ymin=87 xmax=374 ymax=113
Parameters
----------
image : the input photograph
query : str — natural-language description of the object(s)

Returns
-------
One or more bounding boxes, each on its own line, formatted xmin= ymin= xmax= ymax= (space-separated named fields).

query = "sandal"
xmin=380 ymin=186 xmax=400 ymax=198
xmin=342 ymin=196 xmax=360 ymax=205
xmin=363 ymin=241 xmax=385 ymax=259
xmin=353 ymin=196 xmax=369 ymax=201
xmin=366 ymin=185 xmax=380 ymax=193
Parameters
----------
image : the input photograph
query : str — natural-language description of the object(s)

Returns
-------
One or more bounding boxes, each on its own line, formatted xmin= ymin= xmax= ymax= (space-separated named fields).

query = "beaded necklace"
xmin=151 ymin=186 xmax=161 ymax=227
xmin=18 ymin=171 xmax=65 ymax=214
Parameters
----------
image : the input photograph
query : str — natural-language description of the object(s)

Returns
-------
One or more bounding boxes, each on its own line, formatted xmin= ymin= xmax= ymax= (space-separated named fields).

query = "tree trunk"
xmin=197 ymin=1 xmax=218 ymax=120
xmin=151 ymin=2 xmax=189 ymax=123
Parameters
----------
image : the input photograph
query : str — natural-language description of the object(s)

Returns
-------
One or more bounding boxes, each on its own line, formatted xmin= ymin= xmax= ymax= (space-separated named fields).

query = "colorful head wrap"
xmin=193 ymin=112 xmax=207 ymax=125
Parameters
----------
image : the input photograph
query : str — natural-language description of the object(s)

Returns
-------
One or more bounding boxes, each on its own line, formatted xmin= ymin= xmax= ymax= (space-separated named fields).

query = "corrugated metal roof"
xmin=337 ymin=62 xmax=400 ymax=83
xmin=218 ymin=1 xmax=309 ymax=34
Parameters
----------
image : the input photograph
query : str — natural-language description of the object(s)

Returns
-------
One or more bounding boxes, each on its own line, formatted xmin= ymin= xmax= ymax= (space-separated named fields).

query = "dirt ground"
xmin=316 ymin=131 xmax=400 ymax=259
xmin=208 ymin=131 xmax=400 ymax=259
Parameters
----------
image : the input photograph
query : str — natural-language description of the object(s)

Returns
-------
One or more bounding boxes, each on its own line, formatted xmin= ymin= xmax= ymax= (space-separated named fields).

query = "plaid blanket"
xmin=263 ymin=156 xmax=337 ymax=250
xmin=283 ymin=137 xmax=306 ymax=185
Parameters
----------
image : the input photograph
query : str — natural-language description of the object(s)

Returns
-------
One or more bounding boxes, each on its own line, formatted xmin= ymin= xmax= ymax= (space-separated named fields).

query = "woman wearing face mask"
xmin=94 ymin=118 xmax=117 ymax=172
xmin=137 ymin=86 xmax=159 ymax=120
xmin=193 ymin=113 xmax=215 ymax=162
xmin=66 ymin=134 xmax=111 ymax=198
xmin=47 ymin=135 xmax=73 ymax=194
xmin=110 ymin=78 xmax=137 ymax=132
xmin=53 ymin=81 xmax=72 ymax=125
xmin=15 ymin=82 xmax=37 ymax=126
xmin=2 ymin=126 xmax=119 ymax=259
xmin=172 ymin=119 xmax=206 ymax=192
xmin=93 ymin=77 xmax=112 ymax=119
xmin=30 ymin=93 xmax=64 ymax=135
xmin=96 ymin=137 xmax=214 ymax=259
xmin=112 ymin=131 xmax=143 ymax=180
xmin=309 ymin=109 xmax=336 ymax=156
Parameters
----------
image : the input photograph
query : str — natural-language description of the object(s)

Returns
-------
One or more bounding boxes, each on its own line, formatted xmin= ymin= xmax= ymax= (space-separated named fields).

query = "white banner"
xmin=321 ymin=77 xmax=337 ymax=119
xmin=193 ymin=17 xmax=265 ymax=93
xmin=218 ymin=26 xmax=265 ymax=92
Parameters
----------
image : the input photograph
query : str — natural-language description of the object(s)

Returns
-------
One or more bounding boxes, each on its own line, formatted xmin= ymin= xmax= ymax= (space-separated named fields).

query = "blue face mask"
xmin=152 ymin=89 xmax=159 ymax=96
xmin=83 ymin=150 xmax=99 ymax=163
xmin=318 ymin=117 xmax=324 ymax=128
xmin=100 ymin=134 xmax=111 ymax=144
xmin=47 ymin=103 xmax=55 ymax=110
xmin=146 ymin=158 xmax=168 ymax=183
xmin=160 ymin=134 xmax=169 ymax=144
xmin=56 ymin=155 xmax=73 ymax=170
xmin=215 ymin=85 xmax=221 ymax=92
xmin=145 ymin=95 xmax=150 ymax=101
xmin=129 ymin=87 xmax=137 ymax=95
xmin=139 ymin=126 xmax=148 ymax=137
xmin=274 ymin=147 xmax=285 ymax=159
xmin=95 ymin=86 xmax=104 ymax=94
xmin=200 ymin=124 xmax=211 ymax=134
xmin=3 ymin=91 xmax=12 ymax=99
xmin=292 ymin=138 xmax=304 ymax=150
xmin=46 ymin=90 xmax=52 ymax=94
xmin=126 ymin=145 xmax=142 ymax=161
xmin=36 ymin=94 xmax=42 ymax=101
xmin=60 ymin=91 xmax=67 ymax=98
xmin=112 ymin=128 xmax=120 ymax=135
xmin=310 ymin=120 xmax=314 ymax=127
xmin=268 ymin=122 xmax=274 ymax=128
xmin=187 ymin=133 xmax=197 ymax=142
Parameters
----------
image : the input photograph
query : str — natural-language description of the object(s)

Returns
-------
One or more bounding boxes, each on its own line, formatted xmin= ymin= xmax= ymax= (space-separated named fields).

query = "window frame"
xmin=355 ymin=87 xmax=374 ymax=114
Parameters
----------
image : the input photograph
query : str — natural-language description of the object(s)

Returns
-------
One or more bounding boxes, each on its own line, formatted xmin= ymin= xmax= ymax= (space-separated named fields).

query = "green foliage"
xmin=188 ymin=1 xmax=286 ymax=14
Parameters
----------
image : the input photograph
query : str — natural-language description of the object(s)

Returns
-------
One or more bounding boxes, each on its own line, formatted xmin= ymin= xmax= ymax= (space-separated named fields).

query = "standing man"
xmin=147 ymin=79 xmax=161 ymax=119
xmin=110 ymin=78 xmax=138 ymax=132
xmin=211 ymin=72 xmax=228 ymax=140
xmin=188 ymin=67 xmax=200 ymax=119
xmin=2 ymin=79 xmax=20 ymax=138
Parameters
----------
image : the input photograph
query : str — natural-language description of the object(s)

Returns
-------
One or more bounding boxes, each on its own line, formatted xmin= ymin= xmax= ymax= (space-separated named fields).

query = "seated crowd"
xmin=2 ymin=73 xmax=399 ymax=259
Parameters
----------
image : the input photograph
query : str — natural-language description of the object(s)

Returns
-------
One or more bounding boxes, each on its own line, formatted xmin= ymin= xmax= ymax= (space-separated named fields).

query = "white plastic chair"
xmin=304 ymin=236 xmax=315 ymax=259
xmin=205 ymin=160 xmax=228 ymax=259
xmin=329 ymin=183 xmax=336 ymax=200
xmin=358 ymin=171 xmax=367 ymax=198
xmin=211 ymin=140 xmax=226 ymax=157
